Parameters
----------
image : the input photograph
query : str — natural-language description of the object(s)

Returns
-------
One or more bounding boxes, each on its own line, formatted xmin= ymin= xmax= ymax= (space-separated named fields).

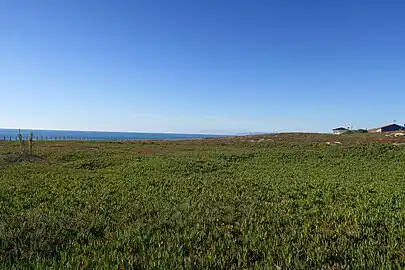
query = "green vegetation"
xmin=1 ymin=134 xmax=405 ymax=269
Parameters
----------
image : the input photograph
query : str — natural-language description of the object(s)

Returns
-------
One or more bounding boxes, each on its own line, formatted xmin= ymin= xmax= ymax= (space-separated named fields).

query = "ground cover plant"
xmin=1 ymin=133 xmax=405 ymax=269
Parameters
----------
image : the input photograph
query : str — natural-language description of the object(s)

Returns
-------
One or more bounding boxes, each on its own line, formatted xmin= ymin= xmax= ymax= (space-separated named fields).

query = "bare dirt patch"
xmin=135 ymin=148 xmax=160 ymax=155
xmin=79 ymin=146 xmax=100 ymax=151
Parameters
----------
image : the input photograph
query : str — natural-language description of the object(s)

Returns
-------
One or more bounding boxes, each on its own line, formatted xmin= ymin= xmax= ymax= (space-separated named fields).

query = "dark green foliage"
xmin=345 ymin=129 xmax=368 ymax=134
xmin=1 ymin=138 xmax=405 ymax=269
xmin=0 ymin=152 xmax=47 ymax=166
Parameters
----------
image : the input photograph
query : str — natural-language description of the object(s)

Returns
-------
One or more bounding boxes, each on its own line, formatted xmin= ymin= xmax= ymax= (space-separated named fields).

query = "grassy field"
xmin=1 ymin=133 xmax=405 ymax=269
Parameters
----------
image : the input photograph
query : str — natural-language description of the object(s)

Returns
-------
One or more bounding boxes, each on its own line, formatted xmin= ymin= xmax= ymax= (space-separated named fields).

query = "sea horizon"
xmin=0 ymin=128 xmax=228 ymax=141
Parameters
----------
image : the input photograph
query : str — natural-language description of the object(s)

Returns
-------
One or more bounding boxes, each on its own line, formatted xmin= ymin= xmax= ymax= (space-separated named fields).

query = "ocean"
xmin=0 ymin=129 xmax=225 ymax=141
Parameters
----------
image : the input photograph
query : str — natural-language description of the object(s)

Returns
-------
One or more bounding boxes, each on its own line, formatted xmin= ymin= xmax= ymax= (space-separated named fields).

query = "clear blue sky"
xmin=1 ymin=0 xmax=404 ymax=134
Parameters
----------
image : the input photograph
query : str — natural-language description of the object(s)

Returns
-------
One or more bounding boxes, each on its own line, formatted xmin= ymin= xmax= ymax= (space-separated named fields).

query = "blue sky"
xmin=1 ymin=0 xmax=404 ymax=134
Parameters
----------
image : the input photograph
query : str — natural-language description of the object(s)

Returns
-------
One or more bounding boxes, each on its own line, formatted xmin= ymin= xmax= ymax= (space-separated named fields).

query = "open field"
xmin=1 ymin=133 xmax=405 ymax=269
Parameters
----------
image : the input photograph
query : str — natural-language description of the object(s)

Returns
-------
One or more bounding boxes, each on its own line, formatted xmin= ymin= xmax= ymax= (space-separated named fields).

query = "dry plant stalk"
xmin=28 ymin=132 xmax=33 ymax=154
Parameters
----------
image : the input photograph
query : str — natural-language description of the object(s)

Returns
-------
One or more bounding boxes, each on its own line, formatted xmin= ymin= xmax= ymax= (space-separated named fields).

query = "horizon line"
xmin=0 ymin=127 xmax=235 ymax=136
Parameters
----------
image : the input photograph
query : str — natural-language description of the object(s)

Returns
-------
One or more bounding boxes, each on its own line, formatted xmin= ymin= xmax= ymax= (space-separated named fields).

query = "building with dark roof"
xmin=368 ymin=123 xmax=404 ymax=133
xmin=332 ymin=127 xmax=349 ymax=135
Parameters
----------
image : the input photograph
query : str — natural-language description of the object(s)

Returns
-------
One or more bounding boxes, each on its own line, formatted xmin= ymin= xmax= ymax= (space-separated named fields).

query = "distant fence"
xmin=1 ymin=136 xmax=142 ymax=141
